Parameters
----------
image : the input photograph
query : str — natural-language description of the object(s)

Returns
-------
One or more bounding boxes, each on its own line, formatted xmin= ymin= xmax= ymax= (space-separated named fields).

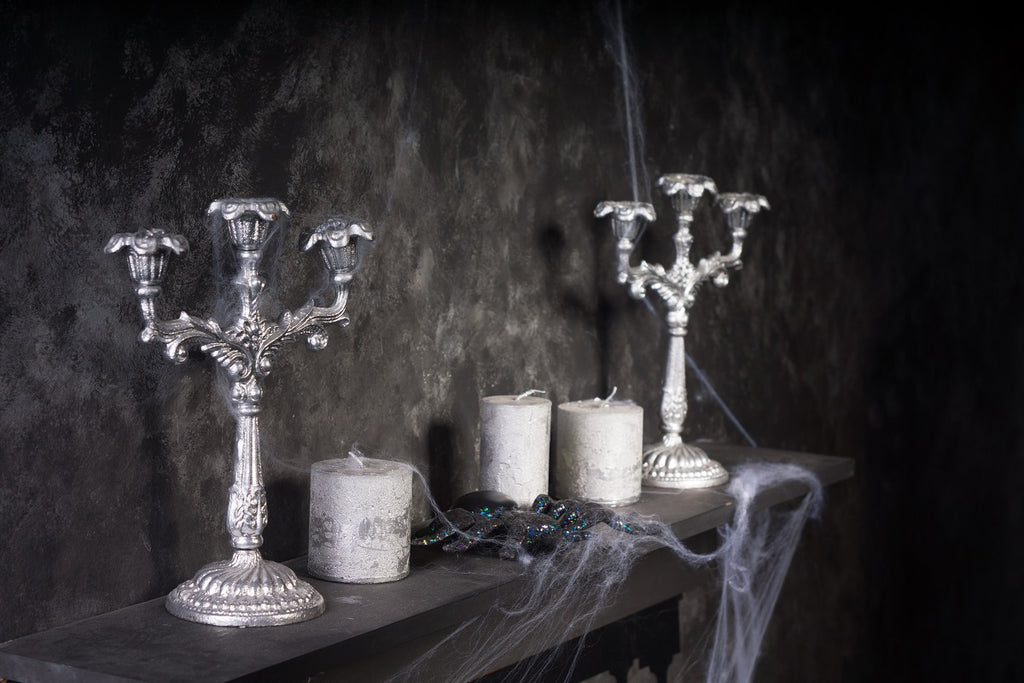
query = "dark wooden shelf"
xmin=0 ymin=444 xmax=853 ymax=683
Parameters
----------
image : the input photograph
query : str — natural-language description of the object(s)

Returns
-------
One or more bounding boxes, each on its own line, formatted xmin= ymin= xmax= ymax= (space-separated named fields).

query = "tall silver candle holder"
xmin=596 ymin=174 xmax=769 ymax=489
xmin=105 ymin=198 xmax=373 ymax=626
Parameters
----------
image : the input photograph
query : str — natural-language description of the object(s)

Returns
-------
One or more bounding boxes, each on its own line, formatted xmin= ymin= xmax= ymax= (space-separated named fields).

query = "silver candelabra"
xmin=596 ymin=174 xmax=769 ymax=489
xmin=106 ymin=198 xmax=373 ymax=626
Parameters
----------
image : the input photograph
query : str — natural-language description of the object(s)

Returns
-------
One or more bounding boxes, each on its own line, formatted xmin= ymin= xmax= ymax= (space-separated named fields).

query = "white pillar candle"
xmin=308 ymin=456 xmax=413 ymax=584
xmin=555 ymin=399 xmax=643 ymax=506
xmin=479 ymin=394 xmax=552 ymax=508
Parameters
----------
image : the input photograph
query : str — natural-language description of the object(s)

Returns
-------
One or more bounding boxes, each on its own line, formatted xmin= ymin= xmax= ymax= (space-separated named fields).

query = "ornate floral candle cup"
xmin=658 ymin=173 xmax=717 ymax=219
xmin=104 ymin=229 xmax=189 ymax=331
xmin=212 ymin=198 xmax=285 ymax=251
xmin=303 ymin=216 xmax=374 ymax=286
xmin=595 ymin=200 xmax=656 ymax=242
xmin=594 ymin=201 xmax=657 ymax=286
xmin=719 ymin=192 xmax=771 ymax=233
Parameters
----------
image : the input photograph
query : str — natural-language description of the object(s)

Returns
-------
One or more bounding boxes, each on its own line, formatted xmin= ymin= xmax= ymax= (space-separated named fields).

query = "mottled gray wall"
xmin=1 ymin=1 xmax=1020 ymax=681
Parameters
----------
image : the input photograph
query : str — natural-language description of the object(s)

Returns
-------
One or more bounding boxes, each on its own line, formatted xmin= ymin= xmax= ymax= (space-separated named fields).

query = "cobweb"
xmin=388 ymin=461 xmax=823 ymax=683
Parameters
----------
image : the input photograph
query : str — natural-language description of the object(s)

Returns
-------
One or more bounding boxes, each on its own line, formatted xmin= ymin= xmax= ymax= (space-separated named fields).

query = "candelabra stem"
xmin=165 ymin=367 xmax=325 ymax=628
xmin=642 ymin=322 xmax=728 ymax=489
xmin=228 ymin=406 xmax=267 ymax=550
xmin=673 ymin=213 xmax=693 ymax=271
xmin=659 ymin=328 xmax=687 ymax=445
xmin=235 ymin=252 xmax=264 ymax=321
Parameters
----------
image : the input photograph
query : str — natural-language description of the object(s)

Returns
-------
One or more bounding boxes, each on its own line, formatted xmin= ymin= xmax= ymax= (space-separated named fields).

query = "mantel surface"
xmin=0 ymin=444 xmax=853 ymax=683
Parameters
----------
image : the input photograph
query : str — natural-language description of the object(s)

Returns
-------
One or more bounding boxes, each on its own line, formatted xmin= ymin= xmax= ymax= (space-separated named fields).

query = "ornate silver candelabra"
xmin=596 ymin=174 xmax=769 ymax=489
xmin=106 ymin=198 xmax=373 ymax=626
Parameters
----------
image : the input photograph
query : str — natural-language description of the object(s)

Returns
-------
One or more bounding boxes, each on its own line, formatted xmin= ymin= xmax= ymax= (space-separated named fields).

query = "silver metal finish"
xmin=596 ymin=175 xmax=769 ymax=489
xmin=106 ymin=199 xmax=373 ymax=627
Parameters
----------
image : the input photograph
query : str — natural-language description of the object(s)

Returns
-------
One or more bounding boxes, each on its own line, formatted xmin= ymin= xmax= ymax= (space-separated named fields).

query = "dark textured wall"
xmin=1 ymin=1 xmax=1020 ymax=681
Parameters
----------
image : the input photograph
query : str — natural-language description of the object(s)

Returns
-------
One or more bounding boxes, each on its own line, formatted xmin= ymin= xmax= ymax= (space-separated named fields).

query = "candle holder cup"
xmin=106 ymin=198 xmax=373 ymax=626
xmin=596 ymin=175 xmax=769 ymax=489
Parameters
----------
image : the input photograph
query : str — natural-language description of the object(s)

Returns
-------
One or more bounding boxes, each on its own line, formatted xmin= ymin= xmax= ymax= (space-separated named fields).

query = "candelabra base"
xmin=642 ymin=440 xmax=729 ymax=489
xmin=165 ymin=549 xmax=325 ymax=627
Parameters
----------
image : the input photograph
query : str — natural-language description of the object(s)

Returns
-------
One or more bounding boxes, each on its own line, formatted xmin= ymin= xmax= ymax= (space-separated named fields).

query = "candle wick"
xmin=348 ymin=447 xmax=366 ymax=468
xmin=593 ymin=386 xmax=617 ymax=407
xmin=515 ymin=389 xmax=546 ymax=401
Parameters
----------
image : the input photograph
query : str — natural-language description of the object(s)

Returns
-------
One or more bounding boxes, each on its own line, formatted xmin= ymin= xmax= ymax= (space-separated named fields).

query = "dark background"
xmin=1 ymin=1 xmax=1020 ymax=680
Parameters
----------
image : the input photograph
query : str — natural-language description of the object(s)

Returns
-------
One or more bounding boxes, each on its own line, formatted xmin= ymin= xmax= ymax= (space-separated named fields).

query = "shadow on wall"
xmin=427 ymin=421 xmax=459 ymax=511
xmin=537 ymin=218 xmax=618 ymax=399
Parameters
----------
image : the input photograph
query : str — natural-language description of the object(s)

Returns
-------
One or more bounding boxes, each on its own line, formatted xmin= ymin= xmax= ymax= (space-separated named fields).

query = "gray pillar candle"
xmin=555 ymin=399 xmax=644 ymax=506
xmin=308 ymin=457 xmax=413 ymax=584
xmin=479 ymin=394 xmax=552 ymax=508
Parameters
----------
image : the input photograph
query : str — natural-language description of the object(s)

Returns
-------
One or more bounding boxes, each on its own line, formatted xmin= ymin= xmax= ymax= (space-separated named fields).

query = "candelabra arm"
xmin=270 ymin=282 xmax=350 ymax=354
xmin=615 ymin=239 xmax=636 ymax=283
xmin=620 ymin=256 xmax=690 ymax=312
xmin=135 ymin=290 xmax=160 ymax=330
xmin=136 ymin=312 xmax=241 ymax=365
xmin=693 ymin=192 xmax=769 ymax=293
xmin=688 ymin=227 xmax=747 ymax=296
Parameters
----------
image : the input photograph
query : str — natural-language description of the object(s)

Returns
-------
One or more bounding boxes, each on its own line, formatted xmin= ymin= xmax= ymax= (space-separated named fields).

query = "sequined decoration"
xmin=411 ymin=490 xmax=649 ymax=560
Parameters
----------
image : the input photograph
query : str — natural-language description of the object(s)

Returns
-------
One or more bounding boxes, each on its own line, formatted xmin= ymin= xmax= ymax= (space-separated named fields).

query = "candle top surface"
xmin=312 ymin=456 xmax=408 ymax=476
xmin=559 ymin=399 xmax=642 ymax=414
xmin=481 ymin=395 xmax=551 ymax=407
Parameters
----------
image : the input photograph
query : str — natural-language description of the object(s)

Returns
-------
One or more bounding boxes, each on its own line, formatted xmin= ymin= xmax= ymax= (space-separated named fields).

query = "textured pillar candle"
xmin=555 ymin=399 xmax=644 ymax=506
xmin=479 ymin=394 xmax=552 ymax=507
xmin=308 ymin=457 xmax=413 ymax=584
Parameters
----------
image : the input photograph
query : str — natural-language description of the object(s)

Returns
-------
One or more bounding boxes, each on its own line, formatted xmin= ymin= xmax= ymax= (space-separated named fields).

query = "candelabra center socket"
xmin=209 ymin=198 xmax=291 ymax=253
xmin=657 ymin=174 xmax=718 ymax=217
